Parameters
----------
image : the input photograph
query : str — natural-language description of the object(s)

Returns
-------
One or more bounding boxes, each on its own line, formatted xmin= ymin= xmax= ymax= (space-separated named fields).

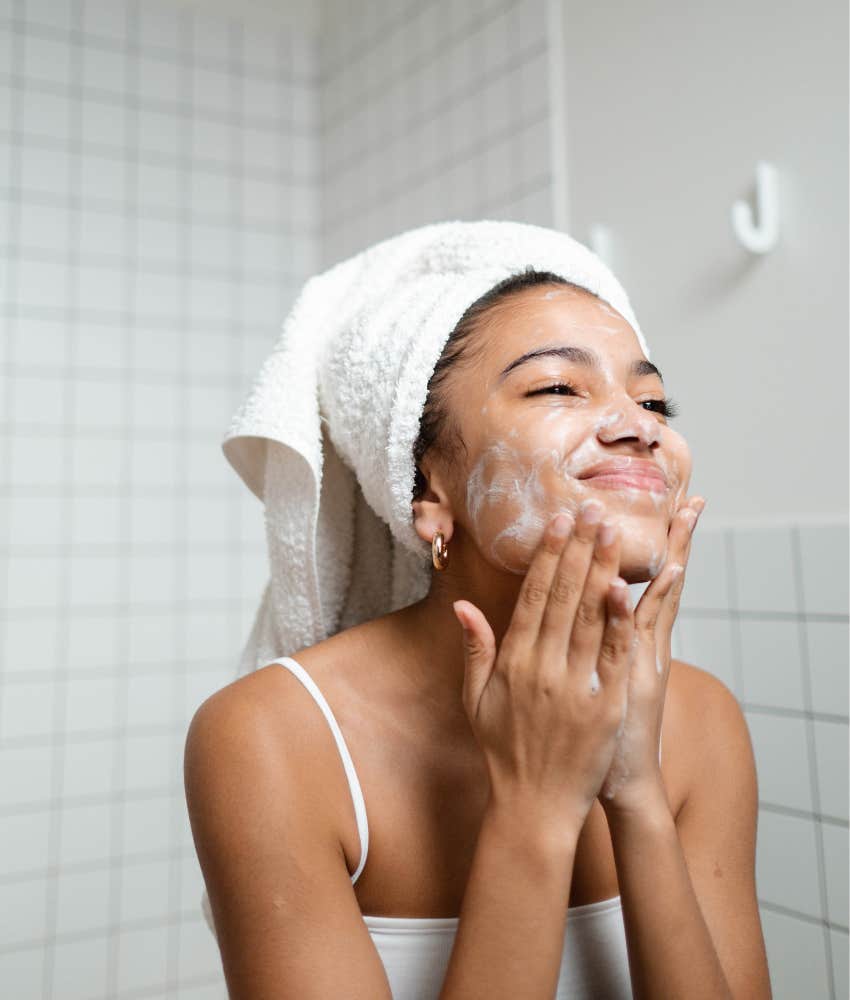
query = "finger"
xmin=506 ymin=511 xmax=575 ymax=648
xmin=634 ymin=496 xmax=703 ymax=631
xmin=635 ymin=560 xmax=684 ymax=640
xmin=563 ymin=518 xmax=624 ymax=679
xmin=594 ymin=577 xmax=635 ymax=691
xmin=657 ymin=497 xmax=705 ymax=633
xmin=536 ymin=498 xmax=606 ymax=656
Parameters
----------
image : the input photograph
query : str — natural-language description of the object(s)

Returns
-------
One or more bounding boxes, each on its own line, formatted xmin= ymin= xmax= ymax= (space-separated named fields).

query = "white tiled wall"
xmin=1 ymin=0 xmax=318 ymax=996
xmin=318 ymin=0 xmax=553 ymax=266
xmin=678 ymin=518 xmax=849 ymax=999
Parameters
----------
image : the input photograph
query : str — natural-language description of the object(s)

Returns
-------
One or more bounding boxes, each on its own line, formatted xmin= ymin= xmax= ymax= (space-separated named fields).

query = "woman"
xmin=185 ymin=223 xmax=771 ymax=998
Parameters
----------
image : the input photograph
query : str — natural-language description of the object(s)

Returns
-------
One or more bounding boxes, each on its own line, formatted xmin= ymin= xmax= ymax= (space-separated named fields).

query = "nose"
xmin=595 ymin=400 xmax=662 ymax=448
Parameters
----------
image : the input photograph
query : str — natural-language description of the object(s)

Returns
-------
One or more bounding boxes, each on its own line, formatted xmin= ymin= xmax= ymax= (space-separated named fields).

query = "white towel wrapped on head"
xmin=222 ymin=219 xmax=650 ymax=677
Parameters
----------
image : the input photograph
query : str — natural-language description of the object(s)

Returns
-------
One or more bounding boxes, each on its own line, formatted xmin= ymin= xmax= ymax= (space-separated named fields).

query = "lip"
xmin=578 ymin=459 xmax=668 ymax=491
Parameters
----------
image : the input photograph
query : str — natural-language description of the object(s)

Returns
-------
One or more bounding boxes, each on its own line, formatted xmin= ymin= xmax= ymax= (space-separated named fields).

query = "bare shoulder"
xmin=183 ymin=657 xmax=393 ymax=998
xmin=667 ymin=658 xmax=754 ymax=809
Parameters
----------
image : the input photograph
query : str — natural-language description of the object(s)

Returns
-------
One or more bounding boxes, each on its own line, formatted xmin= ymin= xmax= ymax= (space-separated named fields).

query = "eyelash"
xmin=526 ymin=381 xmax=681 ymax=419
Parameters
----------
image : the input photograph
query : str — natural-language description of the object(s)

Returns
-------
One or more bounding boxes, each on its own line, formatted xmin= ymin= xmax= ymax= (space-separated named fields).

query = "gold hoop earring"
xmin=432 ymin=530 xmax=449 ymax=571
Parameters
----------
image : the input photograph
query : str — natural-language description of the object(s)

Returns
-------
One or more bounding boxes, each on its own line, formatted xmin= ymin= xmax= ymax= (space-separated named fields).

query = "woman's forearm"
xmin=606 ymin=794 xmax=734 ymax=1000
xmin=438 ymin=795 xmax=583 ymax=1000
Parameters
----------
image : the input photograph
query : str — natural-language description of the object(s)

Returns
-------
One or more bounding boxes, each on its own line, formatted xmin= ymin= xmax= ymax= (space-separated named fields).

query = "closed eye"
xmin=526 ymin=382 xmax=680 ymax=419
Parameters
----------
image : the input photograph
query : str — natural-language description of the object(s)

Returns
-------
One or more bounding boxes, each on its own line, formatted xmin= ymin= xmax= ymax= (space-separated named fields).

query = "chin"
xmin=619 ymin=529 xmax=669 ymax=582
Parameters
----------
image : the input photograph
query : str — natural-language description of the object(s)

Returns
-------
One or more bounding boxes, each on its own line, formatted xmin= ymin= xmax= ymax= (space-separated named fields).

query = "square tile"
xmin=0 ymin=811 xmax=51 ymax=876
xmin=117 ymin=923 xmax=169 ymax=993
xmin=814 ymin=719 xmax=849 ymax=821
xmin=0 ymin=946 xmax=43 ymax=1000
xmin=62 ymin=737 xmax=115 ymax=798
xmin=120 ymin=856 xmax=170 ymax=923
xmin=821 ymin=822 xmax=848 ymax=927
xmin=10 ymin=493 xmax=65 ymax=547
xmin=732 ymin=526 xmax=798 ymax=614
xmin=122 ymin=793 xmax=174 ymax=858
xmin=798 ymin=522 xmax=849 ymax=616
xmin=760 ymin=909 xmax=830 ymax=999
xmin=678 ymin=527 xmax=731 ymax=611
xmin=55 ymin=866 xmax=111 ymax=935
xmin=6 ymin=550 xmax=64 ymax=611
xmin=0 ymin=744 xmax=52 ymax=808
xmin=0 ymin=875 xmax=47 ymax=948
xmin=739 ymin=619 xmax=805 ymax=711
xmin=82 ymin=0 xmax=127 ymax=43
xmin=756 ymin=809 xmax=822 ymax=919
xmin=59 ymin=802 xmax=112 ymax=867
xmin=675 ymin=615 xmax=738 ymax=695
xmin=805 ymin=620 xmax=849 ymax=718
xmin=124 ymin=731 xmax=177 ymax=792
xmin=138 ymin=0 xmax=184 ymax=56
xmin=23 ymin=32 xmax=71 ymax=86
xmin=745 ymin=712 xmax=813 ymax=812
xmin=126 ymin=671 xmax=175 ymax=728
xmin=52 ymin=934 xmax=109 ymax=1000
xmin=0 ymin=679 xmax=56 ymax=740
xmin=65 ymin=676 xmax=121 ymax=734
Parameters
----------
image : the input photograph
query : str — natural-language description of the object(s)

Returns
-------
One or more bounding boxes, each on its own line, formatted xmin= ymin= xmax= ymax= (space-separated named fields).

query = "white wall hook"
xmin=731 ymin=161 xmax=780 ymax=254
xmin=589 ymin=223 xmax=613 ymax=266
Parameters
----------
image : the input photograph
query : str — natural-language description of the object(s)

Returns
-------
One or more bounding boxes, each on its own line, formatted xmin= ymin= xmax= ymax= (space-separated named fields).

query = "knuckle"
xmin=549 ymin=575 xmax=577 ymax=606
xmin=521 ymin=581 xmax=549 ymax=607
xmin=575 ymin=601 xmax=599 ymax=630
xmin=598 ymin=635 xmax=621 ymax=663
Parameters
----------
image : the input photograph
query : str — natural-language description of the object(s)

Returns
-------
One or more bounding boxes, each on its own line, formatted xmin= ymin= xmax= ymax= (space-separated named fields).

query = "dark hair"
xmin=411 ymin=268 xmax=598 ymax=501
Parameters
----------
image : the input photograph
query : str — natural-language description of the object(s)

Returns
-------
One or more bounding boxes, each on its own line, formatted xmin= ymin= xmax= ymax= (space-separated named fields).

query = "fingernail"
xmin=682 ymin=508 xmax=698 ymax=532
xmin=599 ymin=520 xmax=617 ymax=545
xmin=670 ymin=563 xmax=684 ymax=580
xmin=580 ymin=499 xmax=603 ymax=524
xmin=552 ymin=513 xmax=572 ymax=537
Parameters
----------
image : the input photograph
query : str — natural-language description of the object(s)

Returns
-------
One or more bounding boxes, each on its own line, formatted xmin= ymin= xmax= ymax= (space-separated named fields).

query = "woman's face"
xmin=443 ymin=284 xmax=692 ymax=584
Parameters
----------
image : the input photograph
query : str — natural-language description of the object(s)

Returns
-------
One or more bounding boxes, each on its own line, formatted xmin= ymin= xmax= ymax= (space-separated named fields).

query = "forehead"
xmin=477 ymin=283 xmax=643 ymax=366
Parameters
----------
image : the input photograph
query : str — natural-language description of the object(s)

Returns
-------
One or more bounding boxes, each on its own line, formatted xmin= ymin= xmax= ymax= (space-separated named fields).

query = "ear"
xmin=411 ymin=458 xmax=456 ymax=547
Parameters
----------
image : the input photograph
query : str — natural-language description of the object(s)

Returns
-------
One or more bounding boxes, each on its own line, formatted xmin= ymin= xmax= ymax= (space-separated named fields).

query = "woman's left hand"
xmin=597 ymin=494 xmax=706 ymax=817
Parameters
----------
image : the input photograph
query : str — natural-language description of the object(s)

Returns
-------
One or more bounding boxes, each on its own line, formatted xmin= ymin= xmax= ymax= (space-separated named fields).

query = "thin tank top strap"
xmin=273 ymin=656 xmax=369 ymax=885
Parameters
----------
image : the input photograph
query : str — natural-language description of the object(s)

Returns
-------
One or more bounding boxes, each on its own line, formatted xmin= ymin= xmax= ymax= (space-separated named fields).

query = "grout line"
xmin=0 ymin=184 xmax=317 ymax=242
xmin=0 ymin=245 xmax=294 ymax=287
xmin=0 ymin=13 xmax=316 ymax=86
xmin=103 ymin=1 xmax=140 ymax=993
xmin=36 ymin=0 xmax=82 ymax=993
xmin=167 ymin=7 xmax=197 ymax=991
xmin=791 ymin=524 xmax=838 ymax=997
xmin=758 ymin=898 xmax=848 ymax=934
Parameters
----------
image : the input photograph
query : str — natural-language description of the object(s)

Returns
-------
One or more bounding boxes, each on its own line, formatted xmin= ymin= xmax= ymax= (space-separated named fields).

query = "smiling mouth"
xmin=583 ymin=471 xmax=668 ymax=493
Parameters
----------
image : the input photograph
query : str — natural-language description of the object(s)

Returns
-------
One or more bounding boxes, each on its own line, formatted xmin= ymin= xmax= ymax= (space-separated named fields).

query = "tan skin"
xmin=186 ymin=284 xmax=771 ymax=997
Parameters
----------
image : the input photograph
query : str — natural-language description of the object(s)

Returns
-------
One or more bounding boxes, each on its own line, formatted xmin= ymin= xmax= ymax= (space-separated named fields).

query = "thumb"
xmin=453 ymin=600 xmax=496 ymax=719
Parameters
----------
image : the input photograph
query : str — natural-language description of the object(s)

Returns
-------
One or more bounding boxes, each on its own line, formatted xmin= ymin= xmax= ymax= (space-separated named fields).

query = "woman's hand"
xmin=598 ymin=495 xmax=706 ymax=816
xmin=452 ymin=500 xmax=637 ymax=837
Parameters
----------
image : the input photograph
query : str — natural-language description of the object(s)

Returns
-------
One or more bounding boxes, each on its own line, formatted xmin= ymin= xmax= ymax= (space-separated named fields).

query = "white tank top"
xmin=201 ymin=655 xmax=652 ymax=998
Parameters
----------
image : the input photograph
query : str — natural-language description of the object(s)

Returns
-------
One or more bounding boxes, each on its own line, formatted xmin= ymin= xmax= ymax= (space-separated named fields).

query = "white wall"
xmin=559 ymin=1 xmax=848 ymax=996
xmin=0 ymin=0 xmax=318 ymax=996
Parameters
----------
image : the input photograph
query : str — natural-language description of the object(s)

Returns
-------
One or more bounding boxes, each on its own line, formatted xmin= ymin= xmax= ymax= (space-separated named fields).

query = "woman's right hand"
xmin=452 ymin=500 xmax=636 ymax=832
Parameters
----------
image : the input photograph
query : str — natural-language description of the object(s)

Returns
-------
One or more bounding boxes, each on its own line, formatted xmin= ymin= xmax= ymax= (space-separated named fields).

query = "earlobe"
xmin=411 ymin=464 xmax=455 ymax=547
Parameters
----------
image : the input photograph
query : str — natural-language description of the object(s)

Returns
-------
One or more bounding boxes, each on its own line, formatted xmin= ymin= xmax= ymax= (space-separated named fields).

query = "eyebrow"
xmin=497 ymin=344 xmax=664 ymax=384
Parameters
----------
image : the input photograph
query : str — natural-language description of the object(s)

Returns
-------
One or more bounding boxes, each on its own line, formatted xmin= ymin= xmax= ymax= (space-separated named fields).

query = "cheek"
xmin=465 ymin=441 xmax=563 ymax=573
